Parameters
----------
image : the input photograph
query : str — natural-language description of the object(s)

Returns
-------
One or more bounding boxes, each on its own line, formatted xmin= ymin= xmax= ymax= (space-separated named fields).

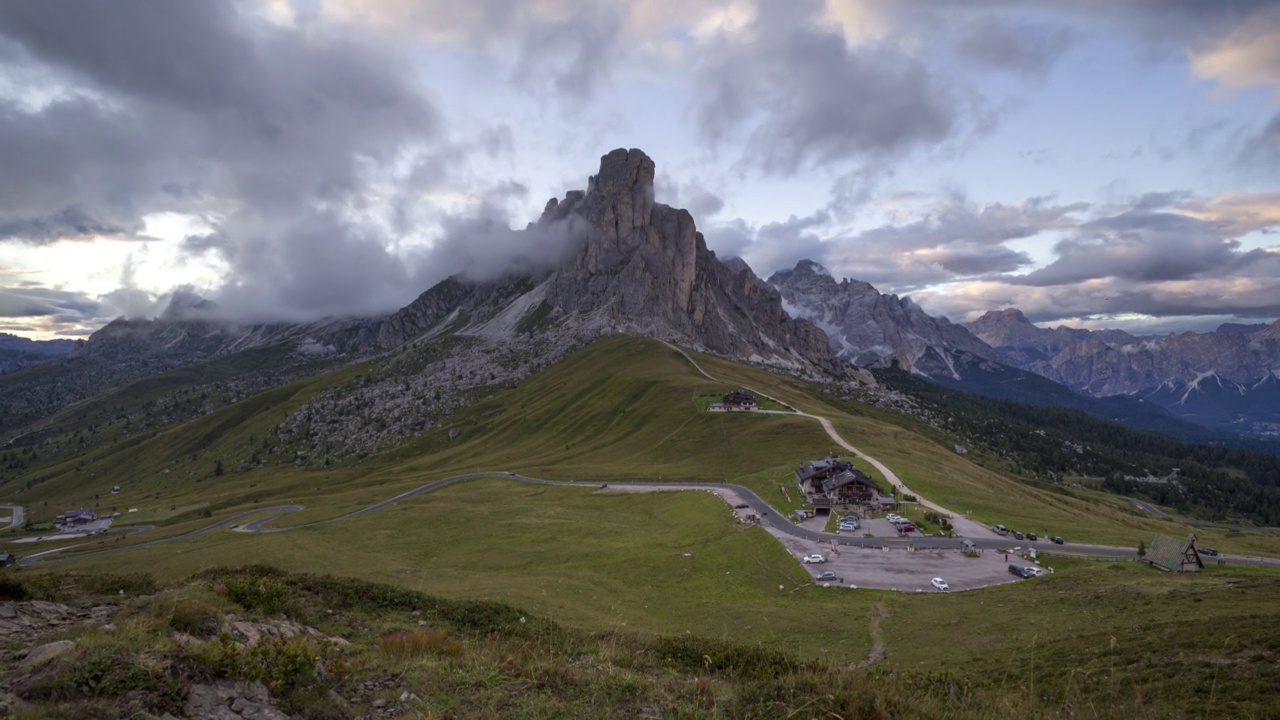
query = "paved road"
xmin=14 ymin=342 xmax=1280 ymax=572
xmin=0 ymin=504 xmax=23 ymax=531
xmin=663 ymin=341 xmax=995 ymax=539
xmin=18 ymin=507 xmax=298 ymax=566
xmin=1128 ymin=498 xmax=1280 ymax=533
xmin=17 ymin=471 xmax=1280 ymax=569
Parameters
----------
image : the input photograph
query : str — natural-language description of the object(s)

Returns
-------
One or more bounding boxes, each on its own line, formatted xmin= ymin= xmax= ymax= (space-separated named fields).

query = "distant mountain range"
xmin=4 ymin=149 xmax=1276 ymax=449
xmin=0 ymin=332 xmax=77 ymax=373
xmin=769 ymin=261 xmax=1280 ymax=438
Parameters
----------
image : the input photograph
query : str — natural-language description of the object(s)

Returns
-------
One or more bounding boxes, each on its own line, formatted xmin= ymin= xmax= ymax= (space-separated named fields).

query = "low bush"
xmin=0 ymin=575 xmax=28 ymax=600
xmin=165 ymin=596 xmax=222 ymax=638
xmin=379 ymin=629 xmax=464 ymax=660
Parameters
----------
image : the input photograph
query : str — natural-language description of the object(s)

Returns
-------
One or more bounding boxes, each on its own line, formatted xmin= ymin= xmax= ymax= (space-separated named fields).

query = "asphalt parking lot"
xmin=848 ymin=517 xmax=923 ymax=539
xmin=769 ymin=526 xmax=1028 ymax=592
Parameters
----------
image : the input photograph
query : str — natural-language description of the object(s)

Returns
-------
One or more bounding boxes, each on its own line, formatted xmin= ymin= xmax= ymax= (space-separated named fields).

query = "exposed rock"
xmin=967 ymin=309 xmax=1280 ymax=432
xmin=184 ymin=681 xmax=288 ymax=720
xmin=20 ymin=639 xmax=75 ymax=669
xmin=0 ymin=601 xmax=114 ymax=643
xmin=770 ymin=260 xmax=997 ymax=377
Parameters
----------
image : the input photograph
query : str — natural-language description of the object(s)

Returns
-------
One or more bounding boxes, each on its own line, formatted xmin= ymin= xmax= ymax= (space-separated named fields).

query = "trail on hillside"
xmin=658 ymin=340 xmax=974 ymax=528
xmin=854 ymin=594 xmax=889 ymax=668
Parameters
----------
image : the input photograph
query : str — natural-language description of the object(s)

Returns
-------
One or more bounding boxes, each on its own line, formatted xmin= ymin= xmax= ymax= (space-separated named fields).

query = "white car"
xmin=802 ymin=554 xmax=825 ymax=564
xmin=930 ymin=577 xmax=950 ymax=591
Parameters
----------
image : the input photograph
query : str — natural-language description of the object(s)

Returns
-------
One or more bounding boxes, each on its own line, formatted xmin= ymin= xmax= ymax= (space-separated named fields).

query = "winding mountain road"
xmin=1 ymin=504 xmax=23 ymax=531
xmin=10 ymin=342 xmax=1280 ymax=571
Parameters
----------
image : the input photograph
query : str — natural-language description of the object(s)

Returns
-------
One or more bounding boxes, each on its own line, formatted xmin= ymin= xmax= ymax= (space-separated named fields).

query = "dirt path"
xmin=660 ymin=341 xmax=994 ymax=538
xmin=854 ymin=594 xmax=888 ymax=668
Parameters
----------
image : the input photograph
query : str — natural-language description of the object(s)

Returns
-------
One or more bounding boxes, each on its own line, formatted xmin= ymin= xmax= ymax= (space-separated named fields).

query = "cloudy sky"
xmin=1 ymin=0 xmax=1278 ymax=339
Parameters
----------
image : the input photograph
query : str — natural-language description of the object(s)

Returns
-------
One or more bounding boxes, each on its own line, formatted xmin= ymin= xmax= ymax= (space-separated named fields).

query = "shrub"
xmin=221 ymin=575 xmax=290 ymax=614
xmin=79 ymin=572 xmax=157 ymax=597
xmin=653 ymin=636 xmax=807 ymax=680
xmin=379 ymin=629 xmax=464 ymax=661
xmin=0 ymin=575 xmax=28 ymax=601
xmin=166 ymin=597 xmax=222 ymax=638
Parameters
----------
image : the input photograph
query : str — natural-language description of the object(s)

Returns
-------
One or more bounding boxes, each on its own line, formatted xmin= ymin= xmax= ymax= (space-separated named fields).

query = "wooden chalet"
xmin=1145 ymin=533 xmax=1203 ymax=573
xmin=721 ymin=390 xmax=758 ymax=410
xmin=820 ymin=468 xmax=883 ymax=504
xmin=795 ymin=457 xmax=883 ymax=510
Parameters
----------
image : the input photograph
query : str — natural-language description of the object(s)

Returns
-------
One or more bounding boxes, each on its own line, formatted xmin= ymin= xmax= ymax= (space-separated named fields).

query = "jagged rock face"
xmin=966 ymin=308 xmax=1139 ymax=369
xmin=966 ymin=309 xmax=1280 ymax=432
xmin=769 ymin=260 xmax=998 ymax=377
xmin=389 ymin=148 xmax=845 ymax=375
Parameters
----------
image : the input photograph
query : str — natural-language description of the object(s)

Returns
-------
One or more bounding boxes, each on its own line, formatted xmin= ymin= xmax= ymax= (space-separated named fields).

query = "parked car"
xmin=839 ymin=522 xmax=859 ymax=531
xmin=930 ymin=577 xmax=950 ymax=591
xmin=1027 ymin=532 xmax=1038 ymax=541
xmin=1051 ymin=536 xmax=1064 ymax=544
xmin=1009 ymin=564 xmax=1027 ymax=578
xmin=734 ymin=503 xmax=749 ymax=509
xmin=1009 ymin=565 xmax=1039 ymax=579
xmin=802 ymin=554 xmax=825 ymax=564
xmin=897 ymin=524 xmax=916 ymax=533
xmin=1200 ymin=547 xmax=1219 ymax=556
xmin=816 ymin=571 xmax=836 ymax=582
xmin=1013 ymin=531 xmax=1025 ymax=540
xmin=993 ymin=524 xmax=1009 ymax=535
xmin=886 ymin=514 xmax=903 ymax=523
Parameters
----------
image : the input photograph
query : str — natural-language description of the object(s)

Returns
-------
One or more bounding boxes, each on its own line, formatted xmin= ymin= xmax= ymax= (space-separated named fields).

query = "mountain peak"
xmin=792 ymin=259 xmax=831 ymax=277
xmin=976 ymin=307 xmax=1030 ymax=325
xmin=587 ymin=148 xmax=655 ymax=198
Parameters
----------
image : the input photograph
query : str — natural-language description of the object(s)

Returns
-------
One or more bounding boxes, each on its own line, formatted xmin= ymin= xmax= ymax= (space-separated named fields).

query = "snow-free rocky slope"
xmin=768 ymin=260 xmax=997 ymax=378
xmin=1 ymin=149 xmax=845 ymax=439
xmin=967 ymin=308 xmax=1280 ymax=434
xmin=382 ymin=148 xmax=844 ymax=376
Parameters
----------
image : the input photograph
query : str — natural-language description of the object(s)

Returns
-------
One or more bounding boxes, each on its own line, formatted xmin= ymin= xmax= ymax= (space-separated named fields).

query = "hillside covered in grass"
xmin=2 ymin=565 xmax=1277 ymax=719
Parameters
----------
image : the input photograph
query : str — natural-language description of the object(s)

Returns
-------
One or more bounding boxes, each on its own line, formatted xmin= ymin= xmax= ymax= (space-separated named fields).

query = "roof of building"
xmin=820 ymin=468 xmax=882 ymax=494
xmin=64 ymin=508 xmax=94 ymax=517
xmin=723 ymin=390 xmax=758 ymax=404
xmin=1146 ymin=533 xmax=1202 ymax=572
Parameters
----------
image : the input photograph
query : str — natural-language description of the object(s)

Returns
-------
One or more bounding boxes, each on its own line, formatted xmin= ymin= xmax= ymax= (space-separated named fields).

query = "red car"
xmin=898 ymin=523 xmax=916 ymax=533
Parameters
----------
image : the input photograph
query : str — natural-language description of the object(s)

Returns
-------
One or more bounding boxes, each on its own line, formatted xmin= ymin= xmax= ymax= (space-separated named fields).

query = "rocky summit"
xmin=769 ymin=259 xmax=997 ymax=378
xmin=382 ymin=148 xmax=843 ymax=375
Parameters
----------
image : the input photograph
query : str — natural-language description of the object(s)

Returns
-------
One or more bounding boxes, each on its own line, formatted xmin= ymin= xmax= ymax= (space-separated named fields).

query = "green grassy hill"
xmin=4 ymin=335 xmax=1280 ymax=717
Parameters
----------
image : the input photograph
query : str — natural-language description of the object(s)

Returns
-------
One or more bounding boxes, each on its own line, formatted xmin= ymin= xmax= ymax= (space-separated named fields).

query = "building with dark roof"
xmin=721 ymin=390 xmax=758 ymax=410
xmin=1145 ymin=533 xmax=1203 ymax=572
xmin=795 ymin=457 xmax=883 ymax=509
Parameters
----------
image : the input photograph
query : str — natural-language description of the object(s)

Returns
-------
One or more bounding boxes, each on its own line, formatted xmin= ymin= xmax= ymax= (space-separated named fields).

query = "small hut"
xmin=1144 ymin=533 xmax=1203 ymax=572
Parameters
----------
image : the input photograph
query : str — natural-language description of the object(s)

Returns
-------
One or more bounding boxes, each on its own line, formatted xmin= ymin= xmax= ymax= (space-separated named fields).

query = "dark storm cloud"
xmin=0 ymin=0 xmax=449 ymax=319
xmin=954 ymin=19 xmax=1072 ymax=77
xmin=692 ymin=0 xmax=958 ymax=176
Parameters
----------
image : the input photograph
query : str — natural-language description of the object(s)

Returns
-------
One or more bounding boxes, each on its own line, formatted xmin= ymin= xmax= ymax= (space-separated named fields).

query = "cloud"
xmin=954 ymin=18 xmax=1072 ymax=77
xmin=705 ymin=211 xmax=832 ymax=275
xmin=0 ymin=0 xmax=465 ymax=320
xmin=692 ymin=1 xmax=960 ymax=176
xmin=1016 ymin=208 xmax=1275 ymax=287
xmin=655 ymin=176 xmax=725 ymax=220
xmin=1189 ymin=6 xmax=1280 ymax=91
xmin=0 ymin=286 xmax=99 ymax=319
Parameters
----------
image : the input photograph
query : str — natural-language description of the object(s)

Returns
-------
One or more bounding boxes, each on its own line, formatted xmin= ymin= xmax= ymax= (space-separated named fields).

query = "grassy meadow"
xmin=4 ymin=335 xmax=1280 ymax=716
